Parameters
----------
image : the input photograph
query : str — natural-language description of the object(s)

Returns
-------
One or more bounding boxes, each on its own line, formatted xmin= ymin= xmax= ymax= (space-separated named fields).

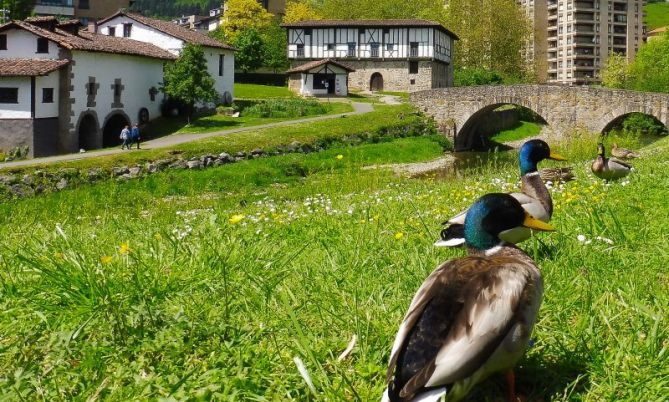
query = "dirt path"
xmin=1 ymin=102 xmax=374 ymax=169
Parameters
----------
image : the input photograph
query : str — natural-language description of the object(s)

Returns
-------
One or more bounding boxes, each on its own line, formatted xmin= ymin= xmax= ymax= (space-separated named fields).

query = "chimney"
xmin=88 ymin=21 xmax=97 ymax=34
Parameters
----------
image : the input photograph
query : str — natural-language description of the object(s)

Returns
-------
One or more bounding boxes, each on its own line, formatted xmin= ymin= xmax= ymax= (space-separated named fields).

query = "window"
xmin=386 ymin=43 xmax=394 ymax=51
xmin=313 ymin=73 xmax=333 ymax=90
xmin=410 ymin=79 xmax=416 ymax=85
xmin=409 ymin=61 xmax=418 ymax=74
xmin=370 ymin=42 xmax=379 ymax=57
xmin=0 ymin=35 xmax=6 ymax=50
xmin=37 ymin=37 xmax=49 ymax=53
xmin=0 ymin=88 xmax=18 ymax=104
xmin=79 ymin=0 xmax=89 ymax=8
xmin=218 ymin=54 xmax=224 ymax=76
xmin=296 ymin=44 xmax=304 ymax=57
xmin=347 ymin=42 xmax=356 ymax=57
xmin=42 ymin=88 xmax=54 ymax=103
xmin=123 ymin=23 xmax=132 ymax=37
xmin=304 ymin=29 xmax=312 ymax=36
xmin=410 ymin=42 xmax=419 ymax=57
xmin=327 ymin=43 xmax=335 ymax=51
xmin=108 ymin=26 xmax=116 ymax=36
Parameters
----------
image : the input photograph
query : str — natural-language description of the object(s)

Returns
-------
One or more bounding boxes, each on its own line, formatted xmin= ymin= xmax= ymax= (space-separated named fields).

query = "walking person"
xmin=120 ymin=125 xmax=131 ymax=150
xmin=131 ymin=124 xmax=141 ymax=149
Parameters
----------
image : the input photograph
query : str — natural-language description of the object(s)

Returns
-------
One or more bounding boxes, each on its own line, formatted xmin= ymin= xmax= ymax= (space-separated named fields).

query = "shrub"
xmin=243 ymin=98 xmax=329 ymax=118
xmin=622 ymin=113 xmax=668 ymax=136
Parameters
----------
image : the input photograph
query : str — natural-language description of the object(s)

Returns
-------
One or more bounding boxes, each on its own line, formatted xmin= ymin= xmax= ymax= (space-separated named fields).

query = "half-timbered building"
xmin=282 ymin=20 xmax=458 ymax=93
xmin=286 ymin=59 xmax=355 ymax=97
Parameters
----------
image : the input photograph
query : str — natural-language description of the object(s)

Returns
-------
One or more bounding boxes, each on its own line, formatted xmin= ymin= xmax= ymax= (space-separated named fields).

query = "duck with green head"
xmin=437 ymin=139 xmax=566 ymax=247
xmin=591 ymin=143 xmax=632 ymax=180
xmin=383 ymin=193 xmax=554 ymax=402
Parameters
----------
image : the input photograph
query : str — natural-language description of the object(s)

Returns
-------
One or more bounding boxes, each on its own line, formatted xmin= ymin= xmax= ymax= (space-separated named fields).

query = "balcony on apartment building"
xmin=612 ymin=14 xmax=628 ymax=25
xmin=573 ymin=12 xmax=596 ymax=22
xmin=34 ymin=0 xmax=75 ymax=16
xmin=574 ymin=23 xmax=595 ymax=33
xmin=612 ymin=2 xmax=627 ymax=12
xmin=574 ymin=47 xmax=596 ymax=57
xmin=547 ymin=0 xmax=557 ymax=10
xmin=547 ymin=51 xmax=558 ymax=61
xmin=574 ymin=1 xmax=596 ymax=11
xmin=573 ymin=60 xmax=595 ymax=70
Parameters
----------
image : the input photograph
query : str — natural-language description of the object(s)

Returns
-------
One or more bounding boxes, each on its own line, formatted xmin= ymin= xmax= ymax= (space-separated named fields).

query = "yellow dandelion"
xmin=229 ymin=214 xmax=245 ymax=224
xmin=54 ymin=252 xmax=64 ymax=260
xmin=119 ymin=243 xmax=130 ymax=255
xmin=395 ymin=232 xmax=404 ymax=240
xmin=335 ymin=154 xmax=344 ymax=160
xmin=154 ymin=233 xmax=162 ymax=240
xmin=100 ymin=255 xmax=113 ymax=264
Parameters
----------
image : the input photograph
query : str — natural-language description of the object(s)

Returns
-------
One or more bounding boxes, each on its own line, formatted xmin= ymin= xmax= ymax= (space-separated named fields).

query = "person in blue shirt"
xmin=120 ymin=125 xmax=131 ymax=150
xmin=131 ymin=124 xmax=141 ymax=149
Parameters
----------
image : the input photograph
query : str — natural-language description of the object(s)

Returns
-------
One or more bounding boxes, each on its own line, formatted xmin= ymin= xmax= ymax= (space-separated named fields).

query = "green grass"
xmin=234 ymin=83 xmax=294 ymax=98
xmin=172 ymin=102 xmax=352 ymax=135
xmin=0 ymin=104 xmax=433 ymax=183
xmin=490 ymin=120 xmax=544 ymax=143
xmin=644 ymin=2 xmax=669 ymax=30
xmin=0 ymin=125 xmax=668 ymax=400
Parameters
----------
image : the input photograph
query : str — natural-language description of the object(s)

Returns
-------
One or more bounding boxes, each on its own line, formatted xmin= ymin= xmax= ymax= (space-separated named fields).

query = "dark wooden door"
xmin=370 ymin=73 xmax=384 ymax=91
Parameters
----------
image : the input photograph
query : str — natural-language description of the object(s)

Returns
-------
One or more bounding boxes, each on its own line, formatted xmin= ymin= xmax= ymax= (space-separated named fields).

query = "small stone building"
xmin=286 ymin=59 xmax=355 ymax=97
xmin=282 ymin=19 xmax=458 ymax=93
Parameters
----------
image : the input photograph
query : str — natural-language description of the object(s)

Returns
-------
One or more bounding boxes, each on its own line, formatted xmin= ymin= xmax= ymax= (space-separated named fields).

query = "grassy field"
xmin=490 ymin=121 xmax=544 ymax=143
xmin=234 ymin=83 xmax=295 ymax=98
xmin=644 ymin=2 xmax=669 ymax=30
xmin=0 ymin=118 xmax=667 ymax=400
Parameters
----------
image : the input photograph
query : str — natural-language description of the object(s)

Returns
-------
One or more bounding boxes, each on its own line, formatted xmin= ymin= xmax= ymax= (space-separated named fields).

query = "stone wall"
xmin=289 ymin=59 xmax=452 ymax=93
xmin=411 ymin=85 xmax=669 ymax=150
xmin=0 ymin=119 xmax=33 ymax=156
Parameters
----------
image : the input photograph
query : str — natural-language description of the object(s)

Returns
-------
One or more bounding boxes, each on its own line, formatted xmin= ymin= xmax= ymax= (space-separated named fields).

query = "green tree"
xmin=163 ymin=44 xmax=217 ymax=123
xmin=600 ymin=52 xmax=629 ymax=89
xmin=1 ymin=0 xmax=36 ymax=21
xmin=314 ymin=0 xmax=446 ymax=20
xmin=444 ymin=0 xmax=530 ymax=81
xmin=222 ymin=0 xmax=273 ymax=43
xmin=627 ymin=33 xmax=669 ymax=93
xmin=234 ymin=28 xmax=266 ymax=73
xmin=261 ymin=20 xmax=289 ymax=73
xmin=283 ymin=0 xmax=322 ymax=23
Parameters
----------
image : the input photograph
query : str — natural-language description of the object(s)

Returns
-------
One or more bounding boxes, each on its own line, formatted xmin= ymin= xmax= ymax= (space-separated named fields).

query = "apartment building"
xmin=33 ymin=0 xmax=134 ymax=24
xmin=519 ymin=0 xmax=645 ymax=85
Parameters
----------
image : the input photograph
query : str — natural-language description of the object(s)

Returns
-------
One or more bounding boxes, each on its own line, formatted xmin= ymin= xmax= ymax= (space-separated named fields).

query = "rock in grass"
xmin=0 ymin=175 xmax=18 ymax=185
xmin=169 ymin=160 xmax=188 ymax=170
xmin=22 ymin=174 xmax=35 ymax=186
xmin=112 ymin=166 xmax=130 ymax=177
xmin=145 ymin=163 xmax=158 ymax=174
xmin=218 ymin=152 xmax=233 ymax=163
xmin=128 ymin=166 xmax=142 ymax=177
xmin=87 ymin=168 xmax=103 ymax=181
xmin=56 ymin=178 xmax=68 ymax=190
xmin=9 ymin=184 xmax=34 ymax=198
xmin=186 ymin=160 xmax=203 ymax=169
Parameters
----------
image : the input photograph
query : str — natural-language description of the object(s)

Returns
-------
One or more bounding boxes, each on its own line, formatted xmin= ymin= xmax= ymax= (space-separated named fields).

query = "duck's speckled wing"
xmin=386 ymin=256 xmax=533 ymax=400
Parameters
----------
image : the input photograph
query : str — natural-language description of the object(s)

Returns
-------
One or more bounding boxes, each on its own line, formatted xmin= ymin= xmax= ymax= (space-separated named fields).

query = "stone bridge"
xmin=410 ymin=85 xmax=669 ymax=150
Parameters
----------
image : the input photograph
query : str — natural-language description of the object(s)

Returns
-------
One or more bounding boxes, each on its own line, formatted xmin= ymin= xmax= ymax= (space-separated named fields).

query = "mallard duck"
xmin=539 ymin=167 xmax=574 ymax=183
xmin=591 ymin=143 xmax=631 ymax=180
xmin=383 ymin=193 xmax=554 ymax=402
xmin=436 ymin=139 xmax=566 ymax=247
xmin=611 ymin=143 xmax=640 ymax=159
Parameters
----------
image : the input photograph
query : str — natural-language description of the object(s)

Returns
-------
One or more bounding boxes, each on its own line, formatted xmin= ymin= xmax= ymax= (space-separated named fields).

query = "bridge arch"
xmin=455 ymin=103 xmax=548 ymax=150
xmin=599 ymin=111 xmax=668 ymax=135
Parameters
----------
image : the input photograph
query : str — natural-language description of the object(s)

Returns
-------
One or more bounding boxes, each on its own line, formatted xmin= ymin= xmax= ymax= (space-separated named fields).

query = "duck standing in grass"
xmin=437 ymin=139 xmax=566 ymax=247
xmin=611 ymin=143 xmax=640 ymax=159
xmin=591 ymin=143 xmax=632 ymax=180
xmin=383 ymin=193 xmax=554 ymax=402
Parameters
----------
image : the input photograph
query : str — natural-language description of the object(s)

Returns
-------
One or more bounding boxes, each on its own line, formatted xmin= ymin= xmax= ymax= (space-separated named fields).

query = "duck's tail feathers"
xmin=434 ymin=224 xmax=465 ymax=247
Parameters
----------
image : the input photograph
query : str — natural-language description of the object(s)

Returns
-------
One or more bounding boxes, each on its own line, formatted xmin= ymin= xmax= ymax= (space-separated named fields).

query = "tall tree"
xmin=627 ymin=33 xmax=669 ymax=93
xmin=283 ymin=0 xmax=322 ymax=23
xmin=163 ymin=44 xmax=217 ymax=123
xmin=233 ymin=28 xmax=265 ymax=73
xmin=0 ymin=0 xmax=36 ymax=21
xmin=221 ymin=0 xmax=273 ymax=42
xmin=261 ymin=20 xmax=289 ymax=72
xmin=600 ymin=52 xmax=629 ymax=89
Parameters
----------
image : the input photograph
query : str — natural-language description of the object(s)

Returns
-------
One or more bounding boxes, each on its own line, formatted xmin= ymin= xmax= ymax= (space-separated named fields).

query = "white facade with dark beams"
xmin=286 ymin=59 xmax=355 ymax=97
xmin=282 ymin=19 xmax=458 ymax=92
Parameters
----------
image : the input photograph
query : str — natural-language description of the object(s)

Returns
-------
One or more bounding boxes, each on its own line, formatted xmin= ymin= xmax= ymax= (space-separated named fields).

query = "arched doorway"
xmin=77 ymin=112 xmax=99 ymax=151
xmin=102 ymin=112 xmax=131 ymax=148
xmin=370 ymin=73 xmax=384 ymax=92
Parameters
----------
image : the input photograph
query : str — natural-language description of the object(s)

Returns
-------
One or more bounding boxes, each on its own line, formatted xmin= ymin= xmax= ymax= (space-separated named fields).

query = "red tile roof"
xmin=97 ymin=11 xmax=235 ymax=50
xmin=286 ymin=59 xmax=355 ymax=73
xmin=0 ymin=21 xmax=177 ymax=61
xmin=0 ymin=59 xmax=70 ymax=77
xmin=282 ymin=19 xmax=459 ymax=40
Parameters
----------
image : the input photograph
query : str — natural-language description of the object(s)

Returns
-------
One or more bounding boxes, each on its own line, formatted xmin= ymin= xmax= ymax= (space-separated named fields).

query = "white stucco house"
xmin=0 ymin=17 xmax=176 ymax=156
xmin=286 ymin=59 xmax=355 ymax=97
xmin=96 ymin=11 xmax=235 ymax=101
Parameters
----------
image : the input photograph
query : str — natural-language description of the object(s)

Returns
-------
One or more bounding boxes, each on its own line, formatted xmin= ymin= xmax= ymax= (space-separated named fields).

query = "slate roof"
xmin=97 ymin=11 xmax=235 ymax=50
xmin=286 ymin=59 xmax=355 ymax=73
xmin=0 ymin=20 xmax=177 ymax=60
xmin=0 ymin=59 xmax=70 ymax=77
xmin=282 ymin=19 xmax=459 ymax=40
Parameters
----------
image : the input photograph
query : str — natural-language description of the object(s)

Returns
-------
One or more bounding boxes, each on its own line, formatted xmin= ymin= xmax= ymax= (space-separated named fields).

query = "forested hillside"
xmin=131 ymin=0 xmax=222 ymax=18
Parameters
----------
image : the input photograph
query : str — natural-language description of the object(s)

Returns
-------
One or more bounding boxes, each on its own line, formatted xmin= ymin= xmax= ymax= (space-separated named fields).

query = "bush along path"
xmin=0 ymin=108 xmax=439 ymax=200
xmin=0 ymin=102 xmax=374 ymax=170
